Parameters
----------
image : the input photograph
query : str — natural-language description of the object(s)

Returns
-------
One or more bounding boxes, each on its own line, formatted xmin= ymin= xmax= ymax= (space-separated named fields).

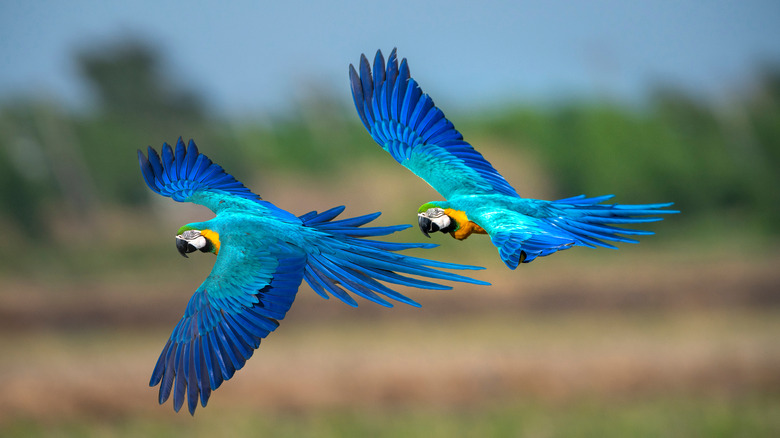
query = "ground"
xmin=1 ymin=241 xmax=778 ymax=436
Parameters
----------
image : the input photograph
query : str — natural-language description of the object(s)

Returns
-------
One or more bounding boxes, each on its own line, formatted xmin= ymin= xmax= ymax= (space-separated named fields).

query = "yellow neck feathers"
xmin=200 ymin=229 xmax=221 ymax=255
xmin=443 ymin=209 xmax=486 ymax=240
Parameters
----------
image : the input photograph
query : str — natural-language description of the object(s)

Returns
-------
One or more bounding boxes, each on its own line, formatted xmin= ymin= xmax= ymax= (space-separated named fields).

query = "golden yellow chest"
xmin=200 ymin=229 xmax=221 ymax=255
xmin=444 ymin=209 xmax=486 ymax=240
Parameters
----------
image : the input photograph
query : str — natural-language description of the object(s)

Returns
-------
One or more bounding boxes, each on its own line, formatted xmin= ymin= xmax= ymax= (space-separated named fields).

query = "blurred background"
xmin=1 ymin=1 xmax=779 ymax=436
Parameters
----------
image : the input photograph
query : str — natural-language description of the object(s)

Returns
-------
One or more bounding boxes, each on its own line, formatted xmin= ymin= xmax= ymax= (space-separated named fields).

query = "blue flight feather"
xmin=350 ymin=50 xmax=519 ymax=199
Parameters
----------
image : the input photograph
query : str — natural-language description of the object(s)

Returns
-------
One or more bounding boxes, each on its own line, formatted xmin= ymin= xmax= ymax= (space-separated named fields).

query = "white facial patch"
xmin=177 ymin=230 xmax=207 ymax=249
xmin=430 ymin=214 xmax=451 ymax=229
xmin=419 ymin=208 xmax=452 ymax=229
xmin=188 ymin=235 xmax=207 ymax=250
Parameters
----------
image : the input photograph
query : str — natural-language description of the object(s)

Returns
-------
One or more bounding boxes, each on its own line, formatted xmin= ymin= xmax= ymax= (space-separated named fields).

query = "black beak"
xmin=176 ymin=237 xmax=197 ymax=258
xmin=418 ymin=215 xmax=439 ymax=238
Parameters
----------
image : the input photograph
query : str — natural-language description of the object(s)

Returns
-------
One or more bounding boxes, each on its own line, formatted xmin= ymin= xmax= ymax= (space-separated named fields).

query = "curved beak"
xmin=417 ymin=215 xmax=438 ymax=238
xmin=176 ymin=237 xmax=197 ymax=258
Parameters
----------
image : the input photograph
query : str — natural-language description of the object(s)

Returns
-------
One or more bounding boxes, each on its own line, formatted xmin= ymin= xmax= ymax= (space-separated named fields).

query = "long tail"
xmin=496 ymin=195 xmax=679 ymax=268
xmin=299 ymin=206 xmax=489 ymax=307
xmin=547 ymin=194 xmax=678 ymax=249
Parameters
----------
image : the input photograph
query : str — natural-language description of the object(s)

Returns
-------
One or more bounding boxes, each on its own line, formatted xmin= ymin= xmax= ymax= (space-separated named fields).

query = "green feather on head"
xmin=417 ymin=202 xmax=441 ymax=213
xmin=177 ymin=224 xmax=196 ymax=235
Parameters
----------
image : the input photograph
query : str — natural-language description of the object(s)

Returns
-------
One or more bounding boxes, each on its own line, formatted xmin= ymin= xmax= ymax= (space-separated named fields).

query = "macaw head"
xmin=175 ymin=225 xmax=220 ymax=258
xmin=417 ymin=202 xmax=457 ymax=238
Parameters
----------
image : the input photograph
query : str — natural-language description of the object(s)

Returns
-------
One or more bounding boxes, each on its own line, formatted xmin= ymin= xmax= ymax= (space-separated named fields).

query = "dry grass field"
xmin=1 ymin=237 xmax=778 ymax=437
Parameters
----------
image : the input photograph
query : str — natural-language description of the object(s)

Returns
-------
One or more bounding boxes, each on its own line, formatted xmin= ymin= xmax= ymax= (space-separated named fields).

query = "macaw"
xmin=138 ymin=138 xmax=489 ymax=414
xmin=349 ymin=49 xmax=679 ymax=269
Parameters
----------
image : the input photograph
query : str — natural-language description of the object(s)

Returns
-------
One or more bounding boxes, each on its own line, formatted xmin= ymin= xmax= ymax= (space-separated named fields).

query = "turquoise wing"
xmin=149 ymin=237 xmax=306 ymax=415
xmin=349 ymin=48 xmax=519 ymax=199
xmin=138 ymin=138 xmax=297 ymax=221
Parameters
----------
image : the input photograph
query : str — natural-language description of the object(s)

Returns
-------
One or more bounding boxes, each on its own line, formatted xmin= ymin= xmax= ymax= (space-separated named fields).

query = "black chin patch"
xmin=440 ymin=220 xmax=457 ymax=233
xmin=200 ymin=239 xmax=214 ymax=253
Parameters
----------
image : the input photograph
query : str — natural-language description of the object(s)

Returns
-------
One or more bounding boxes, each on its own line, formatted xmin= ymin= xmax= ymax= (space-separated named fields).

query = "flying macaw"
xmin=349 ymin=49 xmax=679 ymax=269
xmin=138 ymin=138 xmax=488 ymax=414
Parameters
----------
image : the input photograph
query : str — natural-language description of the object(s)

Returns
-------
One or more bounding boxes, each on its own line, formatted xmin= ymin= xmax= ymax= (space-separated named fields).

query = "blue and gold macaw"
xmin=349 ymin=49 xmax=679 ymax=269
xmin=138 ymin=138 xmax=488 ymax=414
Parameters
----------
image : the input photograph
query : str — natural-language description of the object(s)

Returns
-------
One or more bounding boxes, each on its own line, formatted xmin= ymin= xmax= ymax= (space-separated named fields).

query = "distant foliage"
xmin=467 ymin=70 xmax=780 ymax=233
xmin=0 ymin=40 xmax=778 ymax=241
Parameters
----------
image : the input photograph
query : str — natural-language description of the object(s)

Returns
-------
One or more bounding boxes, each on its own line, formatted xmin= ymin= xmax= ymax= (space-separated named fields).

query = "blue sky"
xmin=2 ymin=0 xmax=779 ymax=116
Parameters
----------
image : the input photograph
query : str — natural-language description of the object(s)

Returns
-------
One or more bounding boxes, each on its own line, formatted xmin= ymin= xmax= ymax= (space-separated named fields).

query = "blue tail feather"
xmin=299 ymin=207 xmax=489 ymax=307
xmin=334 ymin=256 xmax=455 ymax=291
xmin=493 ymin=196 xmax=678 ymax=268
xmin=547 ymin=195 xmax=678 ymax=250
xmin=305 ymin=263 xmax=360 ymax=307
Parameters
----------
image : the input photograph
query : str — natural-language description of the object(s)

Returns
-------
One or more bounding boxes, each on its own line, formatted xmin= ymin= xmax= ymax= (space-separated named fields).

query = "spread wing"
xmin=138 ymin=138 xmax=298 ymax=221
xmin=149 ymin=238 xmax=306 ymax=415
xmin=349 ymin=48 xmax=519 ymax=199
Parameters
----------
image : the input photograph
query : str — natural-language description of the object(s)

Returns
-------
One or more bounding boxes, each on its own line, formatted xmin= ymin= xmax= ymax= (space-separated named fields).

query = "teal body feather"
xmin=139 ymin=138 xmax=488 ymax=414
xmin=350 ymin=49 xmax=679 ymax=268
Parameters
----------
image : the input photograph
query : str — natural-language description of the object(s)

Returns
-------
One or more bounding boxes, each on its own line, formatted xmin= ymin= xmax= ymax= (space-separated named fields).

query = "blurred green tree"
xmin=77 ymin=39 xmax=204 ymax=121
xmin=74 ymin=39 xmax=214 ymax=206
xmin=1 ymin=37 xmax=778 ymax=245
